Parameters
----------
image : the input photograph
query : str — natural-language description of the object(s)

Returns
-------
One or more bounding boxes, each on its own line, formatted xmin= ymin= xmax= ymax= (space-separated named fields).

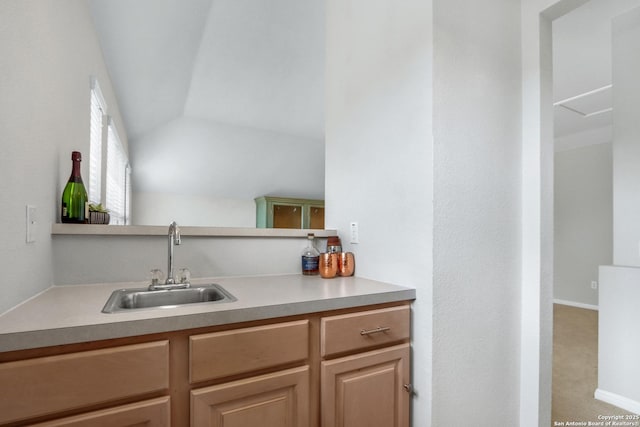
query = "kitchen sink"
xmin=102 ymin=284 xmax=236 ymax=313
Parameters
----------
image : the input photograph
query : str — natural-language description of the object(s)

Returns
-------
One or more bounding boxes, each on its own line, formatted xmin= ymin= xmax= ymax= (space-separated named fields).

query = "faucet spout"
xmin=166 ymin=221 xmax=181 ymax=285
xmin=148 ymin=221 xmax=189 ymax=291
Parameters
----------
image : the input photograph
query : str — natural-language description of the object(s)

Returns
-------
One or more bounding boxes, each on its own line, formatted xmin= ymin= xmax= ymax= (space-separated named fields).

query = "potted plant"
xmin=88 ymin=203 xmax=110 ymax=224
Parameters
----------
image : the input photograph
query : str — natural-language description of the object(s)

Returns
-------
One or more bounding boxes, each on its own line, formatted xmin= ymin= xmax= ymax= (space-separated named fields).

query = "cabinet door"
xmin=191 ymin=366 xmax=309 ymax=427
xmin=273 ymin=204 xmax=303 ymax=229
xmin=321 ymin=344 xmax=410 ymax=427
xmin=255 ymin=196 xmax=324 ymax=229
xmin=308 ymin=206 xmax=325 ymax=229
xmin=30 ymin=397 xmax=170 ymax=427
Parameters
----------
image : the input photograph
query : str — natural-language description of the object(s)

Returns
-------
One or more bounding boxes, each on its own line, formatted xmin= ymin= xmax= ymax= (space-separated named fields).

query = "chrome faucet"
xmin=166 ymin=221 xmax=181 ymax=285
xmin=149 ymin=221 xmax=189 ymax=290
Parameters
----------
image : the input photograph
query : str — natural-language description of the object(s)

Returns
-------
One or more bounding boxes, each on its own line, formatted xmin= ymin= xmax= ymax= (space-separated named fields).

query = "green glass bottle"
xmin=61 ymin=151 xmax=88 ymax=223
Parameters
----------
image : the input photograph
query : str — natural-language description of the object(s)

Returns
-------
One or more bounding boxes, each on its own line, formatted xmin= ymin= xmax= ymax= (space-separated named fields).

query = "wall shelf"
xmin=51 ymin=224 xmax=337 ymax=238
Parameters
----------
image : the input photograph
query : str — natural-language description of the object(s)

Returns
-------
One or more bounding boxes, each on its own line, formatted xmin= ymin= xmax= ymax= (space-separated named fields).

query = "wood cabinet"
xmin=320 ymin=306 xmax=412 ymax=427
xmin=0 ymin=302 xmax=410 ymax=427
xmin=0 ymin=341 xmax=169 ymax=425
xmin=321 ymin=345 xmax=410 ymax=427
xmin=255 ymin=196 xmax=325 ymax=229
xmin=189 ymin=320 xmax=310 ymax=427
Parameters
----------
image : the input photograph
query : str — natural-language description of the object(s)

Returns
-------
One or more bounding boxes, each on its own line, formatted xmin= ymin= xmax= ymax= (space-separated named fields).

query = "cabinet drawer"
xmin=0 ymin=341 xmax=169 ymax=425
xmin=190 ymin=320 xmax=309 ymax=383
xmin=30 ymin=396 xmax=171 ymax=427
xmin=321 ymin=306 xmax=410 ymax=358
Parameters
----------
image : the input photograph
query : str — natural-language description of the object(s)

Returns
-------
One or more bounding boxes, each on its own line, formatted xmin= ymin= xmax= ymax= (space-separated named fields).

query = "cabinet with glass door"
xmin=255 ymin=196 xmax=324 ymax=229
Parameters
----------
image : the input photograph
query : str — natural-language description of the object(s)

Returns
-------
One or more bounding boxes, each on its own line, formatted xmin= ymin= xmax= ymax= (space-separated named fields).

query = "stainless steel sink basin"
xmin=102 ymin=284 xmax=236 ymax=313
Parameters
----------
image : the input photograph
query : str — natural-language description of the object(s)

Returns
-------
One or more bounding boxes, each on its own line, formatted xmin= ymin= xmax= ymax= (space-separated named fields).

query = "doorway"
xmin=550 ymin=0 xmax=640 ymax=423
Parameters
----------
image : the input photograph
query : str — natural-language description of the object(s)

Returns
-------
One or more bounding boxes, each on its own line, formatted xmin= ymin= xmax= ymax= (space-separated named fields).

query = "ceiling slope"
xmin=88 ymin=0 xmax=324 ymax=142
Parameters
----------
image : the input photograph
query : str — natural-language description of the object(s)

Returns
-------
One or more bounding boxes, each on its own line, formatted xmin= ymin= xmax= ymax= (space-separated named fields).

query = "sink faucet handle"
xmin=150 ymin=269 xmax=164 ymax=286
xmin=177 ymin=268 xmax=191 ymax=285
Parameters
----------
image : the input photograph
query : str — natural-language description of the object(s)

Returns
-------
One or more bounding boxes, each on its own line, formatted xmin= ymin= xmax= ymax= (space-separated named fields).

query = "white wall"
xmin=432 ymin=0 xmax=522 ymax=425
xmin=597 ymin=265 xmax=640 ymax=413
xmin=594 ymin=5 xmax=640 ymax=415
xmin=325 ymin=1 xmax=433 ymax=425
xmin=0 ymin=0 xmax=125 ymax=314
xmin=554 ymin=142 xmax=612 ymax=307
xmin=52 ymin=234 xmax=313 ymax=285
xmin=130 ymin=116 xmax=325 ymax=226
xmin=612 ymin=5 xmax=640 ymax=267
xmin=520 ymin=1 xmax=590 ymax=425
xmin=326 ymin=0 xmax=522 ymax=425
xmin=133 ymin=192 xmax=256 ymax=227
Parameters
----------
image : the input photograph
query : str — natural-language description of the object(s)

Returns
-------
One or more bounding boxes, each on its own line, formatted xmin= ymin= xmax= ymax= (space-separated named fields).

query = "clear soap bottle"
xmin=301 ymin=233 xmax=320 ymax=275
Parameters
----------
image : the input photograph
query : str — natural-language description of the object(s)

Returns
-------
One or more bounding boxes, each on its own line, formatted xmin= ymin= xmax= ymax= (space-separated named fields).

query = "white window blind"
xmin=88 ymin=77 xmax=132 ymax=224
xmin=89 ymin=78 xmax=106 ymax=204
xmin=106 ymin=118 xmax=130 ymax=225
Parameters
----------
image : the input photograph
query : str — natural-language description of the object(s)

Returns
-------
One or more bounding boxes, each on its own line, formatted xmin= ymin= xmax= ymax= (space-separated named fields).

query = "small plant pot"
xmin=89 ymin=211 xmax=110 ymax=224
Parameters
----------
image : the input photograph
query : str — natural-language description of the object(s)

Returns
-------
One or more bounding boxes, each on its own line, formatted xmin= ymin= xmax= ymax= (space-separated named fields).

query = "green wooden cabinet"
xmin=255 ymin=196 xmax=325 ymax=229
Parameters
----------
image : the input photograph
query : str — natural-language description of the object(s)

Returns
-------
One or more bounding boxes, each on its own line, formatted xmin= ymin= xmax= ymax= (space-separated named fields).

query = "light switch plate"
xmin=350 ymin=221 xmax=359 ymax=244
xmin=26 ymin=205 xmax=36 ymax=243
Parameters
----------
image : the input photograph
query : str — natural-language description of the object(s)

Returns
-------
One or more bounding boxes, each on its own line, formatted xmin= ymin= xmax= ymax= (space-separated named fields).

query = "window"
xmin=89 ymin=77 xmax=131 ymax=224
xmin=89 ymin=78 xmax=106 ymax=205
xmin=106 ymin=118 xmax=130 ymax=225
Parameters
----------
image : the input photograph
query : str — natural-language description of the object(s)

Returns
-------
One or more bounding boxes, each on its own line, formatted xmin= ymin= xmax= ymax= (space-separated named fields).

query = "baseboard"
xmin=553 ymin=299 xmax=599 ymax=311
xmin=595 ymin=389 xmax=640 ymax=415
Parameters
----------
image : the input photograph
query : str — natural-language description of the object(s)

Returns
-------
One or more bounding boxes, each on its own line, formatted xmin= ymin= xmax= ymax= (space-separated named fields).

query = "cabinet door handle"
xmin=404 ymin=383 xmax=413 ymax=394
xmin=360 ymin=326 xmax=391 ymax=336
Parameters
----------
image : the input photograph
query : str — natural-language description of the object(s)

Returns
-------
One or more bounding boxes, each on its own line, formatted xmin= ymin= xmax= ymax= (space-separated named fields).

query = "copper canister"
xmin=319 ymin=253 xmax=338 ymax=278
xmin=338 ymin=252 xmax=355 ymax=276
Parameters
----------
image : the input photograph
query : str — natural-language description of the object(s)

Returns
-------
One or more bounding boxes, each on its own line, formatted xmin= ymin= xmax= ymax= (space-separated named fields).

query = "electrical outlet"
xmin=591 ymin=281 xmax=598 ymax=290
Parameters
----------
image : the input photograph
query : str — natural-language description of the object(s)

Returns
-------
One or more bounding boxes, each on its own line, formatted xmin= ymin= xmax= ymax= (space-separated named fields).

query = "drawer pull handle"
xmin=360 ymin=326 xmax=391 ymax=336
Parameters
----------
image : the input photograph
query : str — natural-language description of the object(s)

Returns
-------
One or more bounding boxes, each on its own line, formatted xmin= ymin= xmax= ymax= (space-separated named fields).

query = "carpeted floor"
xmin=552 ymin=303 xmax=633 ymax=426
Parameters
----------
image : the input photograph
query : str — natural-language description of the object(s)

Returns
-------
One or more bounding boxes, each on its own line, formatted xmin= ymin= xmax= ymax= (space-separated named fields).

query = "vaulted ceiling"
xmin=90 ymin=0 xmax=640 ymax=155
xmin=87 ymin=0 xmax=324 ymax=142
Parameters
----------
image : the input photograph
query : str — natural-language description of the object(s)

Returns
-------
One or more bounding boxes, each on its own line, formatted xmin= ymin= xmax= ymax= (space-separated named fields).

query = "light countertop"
xmin=0 ymin=274 xmax=415 ymax=353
